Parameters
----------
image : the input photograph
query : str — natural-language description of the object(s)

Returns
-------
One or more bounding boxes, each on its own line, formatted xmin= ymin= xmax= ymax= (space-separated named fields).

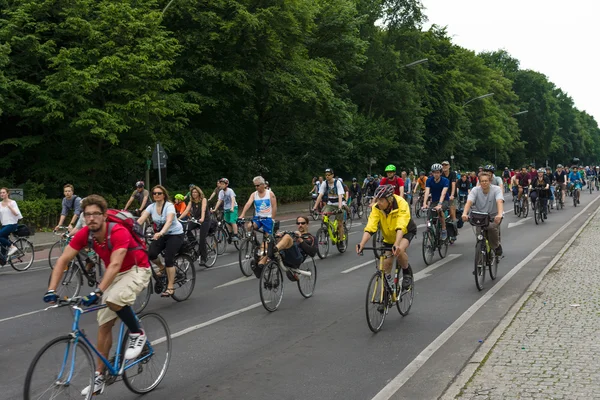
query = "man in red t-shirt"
xmin=380 ymin=164 xmax=405 ymax=197
xmin=45 ymin=195 xmax=151 ymax=396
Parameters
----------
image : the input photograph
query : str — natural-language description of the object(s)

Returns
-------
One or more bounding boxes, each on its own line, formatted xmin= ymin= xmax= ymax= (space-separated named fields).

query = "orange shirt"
xmin=416 ymin=176 xmax=427 ymax=190
xmin=174 ymin=201 xmax=187 ymax=215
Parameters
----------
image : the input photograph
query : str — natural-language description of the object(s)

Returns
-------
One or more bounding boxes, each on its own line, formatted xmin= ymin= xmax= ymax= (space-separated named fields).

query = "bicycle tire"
xmin=122 ymin=313 xmax=172 ymax=394
xmin=52 ymin=261 xmax=83 ymax=299
xmin=171 ymin=254 xmax=196 ymax=302
xmin=48 ymin=240 xmax=65 ymax=270
xmin=422 ymin=230 xmax=435 ymax=265
xmin=133 ymin=281 xmax=152 ymax=314
xmin=513 ymin=198 xmax=519 ymax=216
xmin=204 ymin=235 xmax=218 ymax=268
xmin=365 ymin=271 xmax=388 ymax=333
xmin=238 ymin=239 xmax=254 ymax=277
xmin=297 ymin=257 xmax=317 ymax=298
xmin=316 ymin=228 xmax=329 ymax=259
xmin=358 ymin=203 xmax=365 ymax=219
xmin=438 ymin=235 xmax=448 ymax=259
xmin=345 ymin=211 xmax=353 ymax=232
xmin=397 ymin=264 xmax=414 ymax=316
xmin=215 ymin=227 xmax=227 ymax=255
xmin=9 ymin=238 xmax=34 ymax=271
xmin=574 ymin=191 xmax=577 ymax=207
xmin=259 ymin=261 xmax=284 ymax=312
xmin=489 ymin=249 xmax=499 ymax=280
xmin=534 ymin=200 xmax=540 ymax=225
xmin=474 ymin=241 xmax=486 ymax=291
xmin=522 ymin=197 xmax=529 ymax=217
xmin=24 ymin=335 xmax=95 ymax=400
xmin=233 ymin=224 xmax=244 ymax=251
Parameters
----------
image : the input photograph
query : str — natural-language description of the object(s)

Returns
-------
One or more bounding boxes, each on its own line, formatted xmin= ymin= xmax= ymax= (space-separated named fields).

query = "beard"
xmin=88 ymin=223 xmax=103 ymax=233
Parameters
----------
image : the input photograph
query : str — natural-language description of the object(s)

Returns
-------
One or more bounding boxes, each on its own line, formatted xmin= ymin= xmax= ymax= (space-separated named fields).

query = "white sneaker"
xmin=81 ymin=371 xmax=105 ymax=396
xmin=125 ymin=330 xmax=147 ymax=360
xmin=7 ymin=246 xmax=18 ymax=257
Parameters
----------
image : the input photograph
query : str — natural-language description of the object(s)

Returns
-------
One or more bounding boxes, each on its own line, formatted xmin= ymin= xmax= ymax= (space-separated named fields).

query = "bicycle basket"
xmin=469 ymin=212 xmax=490 ymax=227
xmin=15 ymin=224 xmax=32 ymax=237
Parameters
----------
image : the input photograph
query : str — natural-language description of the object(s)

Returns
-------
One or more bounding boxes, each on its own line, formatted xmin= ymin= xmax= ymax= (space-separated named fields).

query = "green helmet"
xmin=174 ymin=194 xmax=185 ymax=201
xmin=385 ymin=164 xmax=396 ymax=172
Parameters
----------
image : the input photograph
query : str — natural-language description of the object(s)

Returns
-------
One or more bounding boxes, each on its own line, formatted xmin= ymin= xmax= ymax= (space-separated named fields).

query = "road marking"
xmin=154 ymin=303 xmax=263 ymax=344
xmin=214 ymin=276 xmax=255 ymax=289
xmin=370 ymin=194 xmax=600 ymax=400
xmin=0 ymin=309 xmax=44 ymax=323
xmin=413 ymin=254 xmax=462 ymax=280
xmin=341 ymin=260 xmax=375 ymax=274
xmin=204 ymin=260 xmax=238 ymax=271
xmin=417 ymin=223 xmax=426 ymax=229
xmin=508 ymin=217 xmax=531 ymax=228
xmin=0 ymin=265 xmax=50 ymax=276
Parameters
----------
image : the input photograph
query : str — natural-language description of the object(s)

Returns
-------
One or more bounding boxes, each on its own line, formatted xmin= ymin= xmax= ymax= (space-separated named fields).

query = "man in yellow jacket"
xmin=356 ymin=184 xmax=417 ymax=291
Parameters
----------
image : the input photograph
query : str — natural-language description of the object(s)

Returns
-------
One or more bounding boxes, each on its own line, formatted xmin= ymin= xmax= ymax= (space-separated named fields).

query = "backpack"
xmin=67 ymin=195 xmax=81 ymax=211
xmin=323 ymin=178 xmax=342 ymax=201
xmin=87 ymin=209 xmax=147 ymax=252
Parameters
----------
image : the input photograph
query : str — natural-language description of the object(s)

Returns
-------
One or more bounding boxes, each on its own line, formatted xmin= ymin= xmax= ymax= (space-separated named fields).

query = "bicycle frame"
xmin=321 ymin=214 xmax=340 ymax=244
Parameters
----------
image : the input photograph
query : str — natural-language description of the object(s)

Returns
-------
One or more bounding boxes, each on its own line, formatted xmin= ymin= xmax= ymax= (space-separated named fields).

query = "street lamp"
xmin=512 ymin=110 xmax=528 ymax=117
xmin=162 ymin=0 xmax=177 ymax=15
xmin=462 ymin=93 xmax=494 ymax=107
xmin=403 ymin=58 xmax=428 ymax=68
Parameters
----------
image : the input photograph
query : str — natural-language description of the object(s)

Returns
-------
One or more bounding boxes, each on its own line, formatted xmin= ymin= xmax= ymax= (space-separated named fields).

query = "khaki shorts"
xmin=98 ymin=267 xmax=152 ymax=326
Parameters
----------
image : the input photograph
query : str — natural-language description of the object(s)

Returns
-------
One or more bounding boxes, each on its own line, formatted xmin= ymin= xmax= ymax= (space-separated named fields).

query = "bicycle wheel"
xmin=372 ymin=229 xmax=384 ymax=258
xmin=522 ymin=197 xmax=529 ymax=217
xmin=337 ymin=224 xmax=349 ymax=253
xmin=204 ymin=235 xmax=218 ymax=268
xmin=215 ymin=227 xmax=227 ymax=255
xmin=9 ymin=238 xmax=34 ymax=271
xmin=48 ymin=240 xmax=65 ymax=269
xmin=422 ymin=230 xmax=435 ymax=265
xmin=24 ymin=335 xmax=95 ymax=400
xmin=233 ymin=224 xmax=244 ymax=251
xmin=122 ymin=313 xmax=171 ymax=394
xmin=345 ymin=212 xmax=353 ymax=232
xmin=489 ymin=249 xmax=499 ymax=280
xmin=438 ymin=234 xmax=448 ymax=258
xmin=133 ymin=281 xmax=152 ymax=314
xmin=297 ymin=257 xmax=317 ymax=298
xmin=259 ymin=261 xmax=284 ymax=312
xmin=365 ymin=271 xmax=388 ymax=333
xmin=316 ymin=228 xmax=329 ymax=259
xmin=52 ymin=261 xmax=83 ymax=299
xmin=171 ymin=254 xmax=196 ymax=302
xmin=397 ymin=265 xmax=414 ymax=316
xmin=358 ymin=203 xmax=365 ymax=218
xmin=238 ymin=239 xmax=254 ymax=277
xmin=414 ymin=199 xmax=421 ymax=218
xmin=534 ymin=200 xmax=540 ymax=225
xmin=513 ymin=199 xmax=519 ymax=216
xmin=474 ymin=241 xmax=486 ymax=291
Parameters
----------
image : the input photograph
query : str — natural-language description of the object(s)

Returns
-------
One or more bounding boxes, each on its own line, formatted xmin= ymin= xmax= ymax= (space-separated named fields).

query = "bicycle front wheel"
xmin=48 ymin=240 xmax=65 ymax=270
xmin=204 ymin=235 xmax=218 ymax=268
xmin=316 ymin=228 xmax=329 ymax=259
xmin=24 ymin=335 xmax=95 ymax=400
xmin=133 ymin=281 xmax=152 ymax=314
xmin=260 ymin=261 xmax=284 ymax=312
xmin=534 ymin=200 xmax=540 ymax=225
xmin=365 ymin=271 xmax=388 ymax=333
xmin=474 ymin=241 xmax=486 ymax=291
xmin=215 ymin=227 xmax=227 ymax=255
xmin=238 ymin=239 xmax=254 ymax=277
xmin=9 ymin=238 xmax=34 ymax=271
xmin=171 ymin=254 xmax=196 ymax=302
xmin=52 ymin=261 xmax=83 ymax=299
xmin=123 ymin=313 xmax=171 ymax=394
xmin=489 ymin=249 xmax=499 ymax=280
xmin=422 ymin=230 xmax=435 ymax=265
xmin=397 ymin=265 xmax=414 ymax=316
xmin=297 ymin=257 xmax=317 ymax=298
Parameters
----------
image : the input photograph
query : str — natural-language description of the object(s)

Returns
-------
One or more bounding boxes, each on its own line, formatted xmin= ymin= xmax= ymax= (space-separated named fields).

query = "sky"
xmin=422 ymin=0 xmax=600 ymax=123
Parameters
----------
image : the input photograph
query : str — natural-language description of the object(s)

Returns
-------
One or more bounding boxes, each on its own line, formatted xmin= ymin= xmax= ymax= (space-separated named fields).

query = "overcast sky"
xmin=422 ymin=0 xmax=600 ymax=123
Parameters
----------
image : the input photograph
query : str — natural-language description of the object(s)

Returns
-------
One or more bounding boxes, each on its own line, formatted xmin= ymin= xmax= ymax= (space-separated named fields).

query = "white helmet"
xmin=431 ymin=163 xmax=443 ymax=172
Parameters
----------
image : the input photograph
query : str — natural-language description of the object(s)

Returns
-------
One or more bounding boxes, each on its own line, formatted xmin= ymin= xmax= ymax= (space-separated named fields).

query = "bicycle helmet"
xmin=135 ymin=181 xmax=144 ymax=188
xmin=431 ymin=163 xmax=443 ymax=172
xmin=189 ymin=183 xmax=195 ymax=188
xmin=556 ymin=164 xmax=563 ymax=168
xmin=174 ymin=194 xmax=185 ymax=201
xmin=537 ymin=167 xmax=545 ymax=173
xmin=483 ymin=164 xmax=495 ymax=172
xmin=352 ymin=177 xmax=357 ymax=182
xmin=374 ymin=174 xmax=379 ymax=179
xmin=419 ymin=171 xmax=425 ymax=176
xmin=374 ymin=184 xmax=395 ymax=199
xmin=385 ymin=164 xmax=396 ymax=172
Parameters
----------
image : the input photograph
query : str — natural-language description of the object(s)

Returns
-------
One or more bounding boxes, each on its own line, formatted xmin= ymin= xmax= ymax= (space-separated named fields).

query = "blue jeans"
xmin=0 ymin=224 xmax=18 ymax=261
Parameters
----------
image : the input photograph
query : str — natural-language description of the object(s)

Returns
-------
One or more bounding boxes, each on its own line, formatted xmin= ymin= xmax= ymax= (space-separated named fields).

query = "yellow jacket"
xmin=364 ymin=195 xmax=411 ymax=244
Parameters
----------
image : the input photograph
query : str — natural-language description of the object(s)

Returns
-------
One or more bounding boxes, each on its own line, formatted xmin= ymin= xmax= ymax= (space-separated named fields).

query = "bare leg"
xmin=96 ymin=319 xmax=117 ymax=373
xmin=166 ymin=266 xmax=175 ymax=289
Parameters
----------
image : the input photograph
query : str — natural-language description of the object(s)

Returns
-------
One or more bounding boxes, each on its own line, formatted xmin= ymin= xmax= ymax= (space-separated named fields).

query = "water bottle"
xmin=385 ymin=273 xmax=395 ymax=291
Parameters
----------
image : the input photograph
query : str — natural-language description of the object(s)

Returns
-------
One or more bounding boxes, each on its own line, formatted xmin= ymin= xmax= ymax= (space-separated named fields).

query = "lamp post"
xmin=403 ymin=58 xmax=428 ymax=68
xmin=462 ymin=93 xmax=494 ymax=107
xmin=512 ymin=110 xmax=528 ymax=117
xmin=162 ymin=0 xmax=177 ymax=15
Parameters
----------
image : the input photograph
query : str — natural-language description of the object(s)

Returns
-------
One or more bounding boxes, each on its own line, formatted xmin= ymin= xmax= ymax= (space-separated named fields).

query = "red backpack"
xmin=87 ymin=209 xmax=147 ymax=251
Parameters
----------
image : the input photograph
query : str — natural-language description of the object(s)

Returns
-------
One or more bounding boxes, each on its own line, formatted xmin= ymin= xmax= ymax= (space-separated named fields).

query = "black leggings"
xmin=186 ymin=222 xmax=211 ymax=262
xmin=148 ymin=234 xmax=184 ymax=267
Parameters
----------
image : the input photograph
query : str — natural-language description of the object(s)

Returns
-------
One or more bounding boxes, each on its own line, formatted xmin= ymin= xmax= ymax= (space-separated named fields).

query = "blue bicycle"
xmin=24 ymin=296 xmax=171 ymax=399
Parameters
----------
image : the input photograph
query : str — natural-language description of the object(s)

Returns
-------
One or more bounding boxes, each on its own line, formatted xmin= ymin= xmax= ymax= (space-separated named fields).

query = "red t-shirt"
xmin=69 ymin=223 xmax=150 ymax=272
xmin=380 ymin=176 xmax=404 ymax=196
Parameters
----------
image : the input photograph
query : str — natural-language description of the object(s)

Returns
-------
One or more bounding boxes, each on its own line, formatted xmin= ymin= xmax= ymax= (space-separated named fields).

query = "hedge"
xmin=17 ymin=185 xmax=310 ymax=229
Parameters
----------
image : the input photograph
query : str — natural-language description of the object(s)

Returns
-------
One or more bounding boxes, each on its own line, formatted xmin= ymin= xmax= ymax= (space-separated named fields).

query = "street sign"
xmin=152 ymin=142 xmax=168 ymax=170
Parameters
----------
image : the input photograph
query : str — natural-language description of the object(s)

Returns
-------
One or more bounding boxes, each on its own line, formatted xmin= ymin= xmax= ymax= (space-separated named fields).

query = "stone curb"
xmin=440 ymin=200 xmax=600 ymax=399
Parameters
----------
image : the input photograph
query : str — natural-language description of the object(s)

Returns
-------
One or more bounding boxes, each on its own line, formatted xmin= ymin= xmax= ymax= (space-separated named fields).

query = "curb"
xmin=441 ymin=199 xmax=600 ymax=399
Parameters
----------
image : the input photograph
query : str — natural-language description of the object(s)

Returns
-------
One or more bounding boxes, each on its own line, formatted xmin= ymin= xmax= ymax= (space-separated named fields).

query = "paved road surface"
xmin=3 ymin=190 xmax=599 ymax=400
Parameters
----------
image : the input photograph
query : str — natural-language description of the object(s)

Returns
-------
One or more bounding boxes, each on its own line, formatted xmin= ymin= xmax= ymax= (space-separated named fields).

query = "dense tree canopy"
xmin=1 ymin=0 xmax=598 ymax=198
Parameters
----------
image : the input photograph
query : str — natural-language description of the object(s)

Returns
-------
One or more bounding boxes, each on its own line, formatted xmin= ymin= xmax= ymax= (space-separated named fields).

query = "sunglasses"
xmin=152 ymin=192 xmax=164 ymax=195
xmin=255 ymin=184 xmax=262 ymax=187
xmin=296 ymin=221 xmax=307 ymax=225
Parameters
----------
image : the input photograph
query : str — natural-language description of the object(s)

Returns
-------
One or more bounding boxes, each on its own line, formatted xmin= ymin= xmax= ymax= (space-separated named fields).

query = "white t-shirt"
xmin=0 ymin=200 xmax=22 ymax=225
xmin=319 ymin=179 xmax=345 ymax=205
xmin=218 ymin=188 xmax=237 ymax=209
xmin=147 ymin=202 xmax=184 ymax=235
xmin=467 ymin=185 xmax=504 ymax=216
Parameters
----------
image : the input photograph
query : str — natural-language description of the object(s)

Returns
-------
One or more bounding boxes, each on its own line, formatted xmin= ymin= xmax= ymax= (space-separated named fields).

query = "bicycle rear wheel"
xmin=474 ymin=241 xmax=486 ymax=291
xmin=489 ymin=249 xmax=499 ymax=280
xmin=238 ymin=239 xmax=254 ymax=277
xmin=9 ymin=238 xmax=34 ymax=271
xmin=204 ymin=235 xmax=218 ymax=268
xmin=316 ymin=228 xmax=329 ymax=259
xmin=365 ymin=271 xmax=388 ymax=333
xmin=123 ymin=313 xmax=171 ymax=394
xmin=297 ymin=258 xmax=317 ymax=298
xmin=522 ymin=197 xmax=529 ymax=217
xmin=48 ymin=240 xmax=65 ymax=270
xmin=438 ymin=235 xmax=448 ymax=258
xmin=133 ymin=281 xmax=152 ymax=314
xmin=397 ymin=265 xmax=414 ymax=316
xmin=260 ymin=261 xmax=284 ymax=312
xmin=171 ymin=254 xmax=196 ymax=302
xmin=24 ymin=335 xmax=95 ymax=400
xmin=422 ymin=230 xmax=435 ymax=265
xmin=52 ymin=261 xmax=83 ymax=299
xmin=215 ymin=227 xmax=227 ymax=255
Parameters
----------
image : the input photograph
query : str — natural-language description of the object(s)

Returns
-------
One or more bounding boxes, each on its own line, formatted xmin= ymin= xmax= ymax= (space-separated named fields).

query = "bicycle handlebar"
xmin=45 ymin=296 xmax=84 ymax=310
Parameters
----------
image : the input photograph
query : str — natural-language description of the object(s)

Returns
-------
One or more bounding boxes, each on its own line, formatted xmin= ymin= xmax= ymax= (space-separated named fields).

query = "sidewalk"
xmin=29 ymin=201 xmax=310 ymax=250
xmin=445 ymin=207 xmax=600 ymax=399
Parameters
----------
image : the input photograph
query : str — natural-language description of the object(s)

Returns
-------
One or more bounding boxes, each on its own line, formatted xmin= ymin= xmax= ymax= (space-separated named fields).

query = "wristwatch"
xmin=93 ymin=288 xmax=104 ymax=296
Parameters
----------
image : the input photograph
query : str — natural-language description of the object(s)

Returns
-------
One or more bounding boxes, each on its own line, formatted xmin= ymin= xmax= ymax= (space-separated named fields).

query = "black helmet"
xmin=483 ymin=164 xmax=495 ymax=172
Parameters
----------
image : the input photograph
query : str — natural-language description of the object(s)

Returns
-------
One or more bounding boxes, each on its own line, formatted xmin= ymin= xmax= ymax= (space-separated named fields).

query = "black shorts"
xmin=383 ymin=219 xmax=417 ymax=245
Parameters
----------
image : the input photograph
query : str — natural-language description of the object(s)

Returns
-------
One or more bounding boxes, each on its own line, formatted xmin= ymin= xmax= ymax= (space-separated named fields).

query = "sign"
xmin=152 ymin=142 xmax=168 ymax=170
xmin=9 ymin=188 xmax=24 ymax=201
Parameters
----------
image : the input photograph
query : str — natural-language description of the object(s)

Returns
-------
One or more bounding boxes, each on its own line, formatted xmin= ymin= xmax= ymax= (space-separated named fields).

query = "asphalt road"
xmin=3 ymin=189 xmax=599 ymax=400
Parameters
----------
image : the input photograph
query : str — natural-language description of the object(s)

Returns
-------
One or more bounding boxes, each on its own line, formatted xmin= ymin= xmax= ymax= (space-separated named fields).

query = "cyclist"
xmin=183 ymin=183 xmax=196 ymax=203
xmin=239 ymin=176 xmax=278 ymax=236
xmin=55 ymin=184 xmax=82 ymax=232
xmin=213 ymin=178 xmax=240 ymax=242
xmin=364 ymin=176 xmax=379 ymax=197
xmin=568 ymin=166 xmax=583 ymax=204
xmin=349 ymin=178 xmax=362 ymax=209
xmin=457 ymin=173 xmax=471 ymax=207
xmin=123 ymin=181 xmax=151 ymax=216
xmin=379 ymin=164 xmax=404 ymax=197
xmin=461 ymin=173 xmax=504 ymax=255
xmin=173 ymin=194 xmax=187 ymax=217
xmin=138 ymin=185 xmax=185 ymax=298
xmin=442 ymin=161 xmax=458 ymax=240
xmin=356 ymin=184 xmax=417 ymax=294
xmin=271 ymin=215 xmax=317 ymax=281
xmin=483 ymin=165 xmax=503 ymax=187
xmin=516 ymin=166 xmax=531 ymax=202
xmin=413 ymin=171 xmax=427 ymax=195
xmin=422 ymin=163 xmax=450 ymax=240
xmin=179 ymin=185 xmax=211 ymax=265
xmin=502 ymin=167 xmax=511 ymax=190
xmin=553 ymin=164 xmax=568 ymax=205
xmin=313 ymin=168 xmax=345 ymax=241
xmin=0 ymin=188 xmax=23 ymax=265
xmin=45 ymin=195 xmax=151 ymax=396
xmin=530 ymin=167 xmax=551 ymax=218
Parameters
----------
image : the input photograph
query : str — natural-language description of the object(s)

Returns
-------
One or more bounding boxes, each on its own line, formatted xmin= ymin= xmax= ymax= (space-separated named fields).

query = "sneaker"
xmin=285 ymin=270 xmax=298 ymax=281
xmin=124 ymin=330 xmax=147 ymax=360
xmin=7 ymin=246 xmax=18 ymax=257
xmin=495 ymin=245 xmax=503 ymax=257
xmin=440 ymin=230 xmax=448 ymax=241
xmin=81 ymin=371 xmax=105 ymax=396
xmin=401 ymin=275 xmax=413 ymax=290
xmin=231 ymin=235 xmax=240 ymax=243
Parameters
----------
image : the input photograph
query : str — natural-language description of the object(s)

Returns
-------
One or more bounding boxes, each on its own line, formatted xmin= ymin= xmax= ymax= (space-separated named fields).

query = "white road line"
xmin=153 ymin=303 xmax=262 ymax=344
xmin=508 ymin=217 xmax=531 ymax=228
xmin=417 ymin=223 xmax=426 ymax=229
xmin=214 ymin=276 xmax=255 ymax=289
xmin=341 ymin=260 xmax=375 ymax=274
xmin=413 ymin=254 xmax=462 ymax=280
xmin=370 ymin=194 xmax=600 ymax=400
xmin=0 ymin=309 xmax=44 ymax=323
xmin=204 ymin=260 xmax=238 ymax=271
